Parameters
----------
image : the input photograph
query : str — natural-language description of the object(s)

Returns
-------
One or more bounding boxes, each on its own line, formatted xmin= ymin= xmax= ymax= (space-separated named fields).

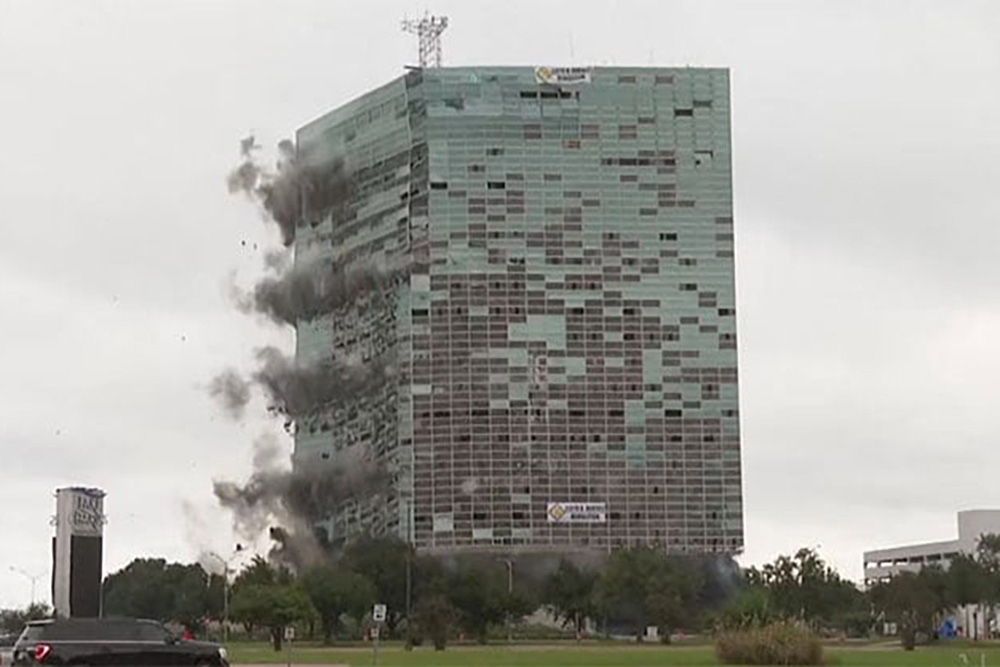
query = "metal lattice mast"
xmin=401 ymin=13 xmax=449 ymax=68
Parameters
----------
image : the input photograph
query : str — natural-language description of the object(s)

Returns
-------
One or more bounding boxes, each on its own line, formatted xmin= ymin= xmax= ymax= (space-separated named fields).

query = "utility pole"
xmin=9 ymin=566 xmax=43 ymax=606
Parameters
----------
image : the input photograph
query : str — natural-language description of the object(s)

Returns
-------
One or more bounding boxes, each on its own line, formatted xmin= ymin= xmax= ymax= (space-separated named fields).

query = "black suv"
xmin=13 ymin=618 xmax=228 ymax=667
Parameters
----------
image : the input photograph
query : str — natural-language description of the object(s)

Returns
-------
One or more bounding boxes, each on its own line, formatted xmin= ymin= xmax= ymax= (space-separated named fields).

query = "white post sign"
xmin=283 ymin=626 xmax=294 ymax=667
xmin=371 ymin=604 xmax=386 ymax=665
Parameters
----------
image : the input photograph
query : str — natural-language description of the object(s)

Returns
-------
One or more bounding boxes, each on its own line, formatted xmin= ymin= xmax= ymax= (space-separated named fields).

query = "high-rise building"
xmin=293 ymin=66 xmax=742 ymax=555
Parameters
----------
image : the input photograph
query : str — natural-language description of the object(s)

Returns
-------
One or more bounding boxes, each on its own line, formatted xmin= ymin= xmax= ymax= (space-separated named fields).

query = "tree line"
xmin=77 ymin=533 xmax=1000 ymax=651
xmin=97 ymin=538 xmax=725 ymax=650
xmin=720 ymin=536 xmax=1000 ymax=650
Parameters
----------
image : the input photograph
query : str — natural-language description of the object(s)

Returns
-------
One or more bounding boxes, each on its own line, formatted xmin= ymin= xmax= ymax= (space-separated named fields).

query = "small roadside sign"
xmin=284 ymin=625 xmax=295 ymax=667
xmin=373 ymin=603 xmax=387 ymax=622
xmin=371 ymin=626 xmax=380 ymax=640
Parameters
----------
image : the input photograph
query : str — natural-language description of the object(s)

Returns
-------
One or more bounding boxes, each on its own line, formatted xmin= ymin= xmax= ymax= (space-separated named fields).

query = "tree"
xmin=412 ymin=594 xmax=456 ymax=650
xmin=102 ymin=559 xmax=213 ymax=632
xmin=228 ymin=584 xmax=264 ymax=638
xmin=231 ymin=555 xmax=292 ymax=590
xmin=447 ymin=562 xmax=510 ymax=643
xmin=505 ymin=584 xmax=540 ymax=632
xmin=717 ymin=586 xmax=776 ymax=631
xmin=299 ymin=564 xmax=376 ymax=643
xmin=229 ymin=583 xmax=315 ymax=651
xmin=869 ymin=570 xmax=946 ymax=650
xmin=645 ymin=556 xmax=703 ymax=640
xmin=102 ymin=559 xmax=177 ymax=622
xmin=168 ymin=564 xmax=216 ymax=633
xmin=975 ymin=534 xmax=1000 ymax=637
xmin=341 ymin=536 xmax=412 ymax=635
xmin=542 ymin=560 xmax=598 ymax=638
xmin=593 ymin=547 xmax=702 ymax=640
xmin=949 ymin=554 xmax=986 ymax=609
xmin=0 ymin=603 xmax=52 ymax=634
xmin=411 ymin=555 xmax=449 ymax=603
xmin=206 ymin=573 xmax=226 ymax=622
xmin=823 ymin=578 xmax=870 ymax=636
xmin=748 ymin=548 xmax=863 ymax=631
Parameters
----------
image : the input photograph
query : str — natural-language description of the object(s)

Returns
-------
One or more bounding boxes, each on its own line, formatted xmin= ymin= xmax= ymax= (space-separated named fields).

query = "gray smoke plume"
xmin=215 ymin=136 xmax=389 ymax=571
xmin=268 ymin=525 xmax=327 ymax=572
xmin=252 ymin=346 xmax=395 ymax=419
xmin=700 ymin=554 xmax=743 ymax=607
xmin=207 ymin=369 xmax=251 ymax=420
xmin=227 ymin=139 xmax=353 ymax=247
xmin=207 ymin=345 xmax=394 ymax=424
xmin=212 ymin=435 xmax=389 ymax=570
xmin=262 ymin=248 xmax=291 ymax=273
xmin=232 ymin=253 xmax=400 ymax=327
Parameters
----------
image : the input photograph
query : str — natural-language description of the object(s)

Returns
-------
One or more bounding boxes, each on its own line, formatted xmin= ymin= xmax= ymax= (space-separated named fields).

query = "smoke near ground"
xmin=207 ymin=369 xmax=251 ymax=420
xmin=207 ymin=343 xmax=395 ymax=566
xmin=212 ymin=435 xmax=389 ymax=570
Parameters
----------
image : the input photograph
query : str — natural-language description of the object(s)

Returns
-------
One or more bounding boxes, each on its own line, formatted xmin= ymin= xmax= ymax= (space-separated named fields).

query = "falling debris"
xmin=214 ymin=135 xmax=393 ymax=569
xmin=231 ymin=253 xmax=401 ymax=327
xmin=208 ymin=369 xmax=252 ymax=420
xmin=240 ymin=135 xmax=259 ymax=158
xmin=252 ymin=346 xmax=395 ymax=419
xmin=226 ymin=140 xmax=354 ymax=247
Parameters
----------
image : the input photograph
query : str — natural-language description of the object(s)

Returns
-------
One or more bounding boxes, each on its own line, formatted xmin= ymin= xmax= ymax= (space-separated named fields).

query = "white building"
xmin=864 ymin=510 xmax=1000 ymax=585
xmin=864 ymin=509 xmax=1000 ymax=640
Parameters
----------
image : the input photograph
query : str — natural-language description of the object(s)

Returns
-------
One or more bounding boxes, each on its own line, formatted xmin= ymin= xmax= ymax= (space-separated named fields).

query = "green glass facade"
xmin=293 ymin=66 xmax=742 ymax=555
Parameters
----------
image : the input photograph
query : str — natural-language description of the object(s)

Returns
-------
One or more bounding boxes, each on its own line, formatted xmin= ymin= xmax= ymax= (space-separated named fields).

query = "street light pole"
xmin=9 ymin=567 xmax=42 ymax=606
xmin=498 ymin=559 xmax=513 ymax=643
xmin=207 ymin=545 xmax=243 ymax=645
xmin=222 ymin=564 xmax=230 ymax=646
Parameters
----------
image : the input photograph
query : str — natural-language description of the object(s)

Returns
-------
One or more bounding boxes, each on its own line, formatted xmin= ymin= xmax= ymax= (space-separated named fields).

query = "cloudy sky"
xmin=0 ymin=0 xmax=997 ymax=606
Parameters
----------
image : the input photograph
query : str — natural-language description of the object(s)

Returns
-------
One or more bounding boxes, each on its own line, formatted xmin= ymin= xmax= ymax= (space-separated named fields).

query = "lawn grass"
xmin=229 ymin=640 xmax=1000 ymax=667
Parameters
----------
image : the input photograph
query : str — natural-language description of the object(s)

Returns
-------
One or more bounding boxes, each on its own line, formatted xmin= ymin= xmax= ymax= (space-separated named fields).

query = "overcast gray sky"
xmin=0 ymin=0 xmax=997 ymax=606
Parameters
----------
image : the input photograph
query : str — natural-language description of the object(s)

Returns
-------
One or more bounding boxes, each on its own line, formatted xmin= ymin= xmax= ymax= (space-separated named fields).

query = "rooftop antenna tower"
xmin=402 ymin=13 xmax=449 ymax=68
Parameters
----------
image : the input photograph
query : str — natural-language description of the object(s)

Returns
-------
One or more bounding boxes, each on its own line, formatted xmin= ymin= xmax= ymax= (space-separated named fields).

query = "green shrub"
xmin=412 ymin=594 xmax=456 ymax=651
xmin=716 ymin=621 xmax=823 ymax=665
